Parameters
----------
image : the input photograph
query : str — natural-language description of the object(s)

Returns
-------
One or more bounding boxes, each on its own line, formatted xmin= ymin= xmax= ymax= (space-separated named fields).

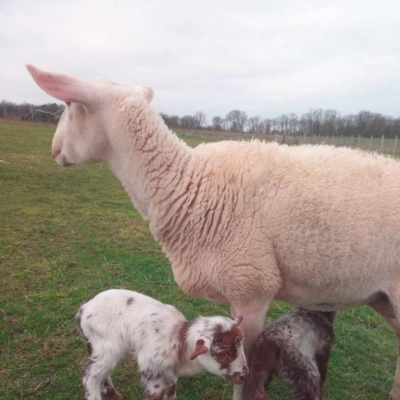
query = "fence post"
xmin=394 ymin=135 xmax=398 ymax=156
xmin=369 ymin=135 xmax=373 ymax=151
xmin=381 ymin=135 xmax=385 ymax=153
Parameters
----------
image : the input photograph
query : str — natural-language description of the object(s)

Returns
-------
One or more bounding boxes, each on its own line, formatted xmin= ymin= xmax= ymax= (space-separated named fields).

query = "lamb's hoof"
xmin=105 ymin=390 xmax=125 ymax=400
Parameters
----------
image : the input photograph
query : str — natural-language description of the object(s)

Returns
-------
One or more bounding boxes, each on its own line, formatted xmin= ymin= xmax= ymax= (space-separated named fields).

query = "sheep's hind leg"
xmin=382 ymin=316 xmax=400 ymax=400
xmin=371 ymin=291 xmax=400 ymax=400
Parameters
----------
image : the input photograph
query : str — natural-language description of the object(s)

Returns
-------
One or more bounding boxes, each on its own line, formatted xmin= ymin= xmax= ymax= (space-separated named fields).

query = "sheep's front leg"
xmin=231 ymin=299 xmax=272 ymax=400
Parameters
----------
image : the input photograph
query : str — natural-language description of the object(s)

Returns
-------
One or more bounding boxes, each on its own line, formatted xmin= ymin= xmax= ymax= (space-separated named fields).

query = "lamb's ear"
xmin=230 ymin=316 xmax=243 ymax=326
xmin=189 ymin=339 xmax=209 ymax=360
xmin=139 ymin=86 xmax=154 ymax=104
xmin=26 ymin=64 xmax=95 ymax=107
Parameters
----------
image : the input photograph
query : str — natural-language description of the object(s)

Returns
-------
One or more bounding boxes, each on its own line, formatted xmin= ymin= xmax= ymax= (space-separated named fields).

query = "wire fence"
xmin=177 ymin=129 xmax=400 ymax=157
xmin=280 ymin=134 xmax=399 ymax=156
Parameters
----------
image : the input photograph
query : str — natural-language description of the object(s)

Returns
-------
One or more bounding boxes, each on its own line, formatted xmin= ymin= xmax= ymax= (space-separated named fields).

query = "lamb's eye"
xmin=65 ymin=102 xmax=71 ymax=107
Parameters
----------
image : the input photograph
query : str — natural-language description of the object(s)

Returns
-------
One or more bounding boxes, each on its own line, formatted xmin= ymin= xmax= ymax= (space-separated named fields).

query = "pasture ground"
xmin=0 ymin=120 xmax=397 ymax=399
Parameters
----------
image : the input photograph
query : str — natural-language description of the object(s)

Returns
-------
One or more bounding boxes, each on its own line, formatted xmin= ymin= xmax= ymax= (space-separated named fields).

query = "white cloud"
xmin=1 ymin=0 xmax=399 ymax=120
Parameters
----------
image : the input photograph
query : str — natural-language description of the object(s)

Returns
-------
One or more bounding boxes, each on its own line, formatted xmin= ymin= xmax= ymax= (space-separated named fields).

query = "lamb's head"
xmin=26 ymin=64 xmax=154 ymax=167
xmin=189 ymin=316 xmax=249 ymax=384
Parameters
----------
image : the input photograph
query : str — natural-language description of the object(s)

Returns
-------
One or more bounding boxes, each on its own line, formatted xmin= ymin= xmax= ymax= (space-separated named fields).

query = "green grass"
xmin=0 ymin=120 xmax=397 ymax=399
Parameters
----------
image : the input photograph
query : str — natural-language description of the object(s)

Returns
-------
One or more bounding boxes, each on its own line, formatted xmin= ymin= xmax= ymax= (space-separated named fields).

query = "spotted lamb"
xmin=77 ymin=289 xmax=248 ymax=400
xmin=243 ymin=308 xmax=335 ymax=400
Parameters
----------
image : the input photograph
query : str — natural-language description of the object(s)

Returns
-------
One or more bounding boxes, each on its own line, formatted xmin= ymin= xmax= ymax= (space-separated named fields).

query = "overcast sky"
xmin=1 ymin=0 xmax=399 ymax=121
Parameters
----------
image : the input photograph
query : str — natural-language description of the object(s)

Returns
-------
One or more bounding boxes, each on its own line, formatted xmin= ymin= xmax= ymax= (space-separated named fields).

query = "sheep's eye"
xmin=65 ymin=102 xmax=71 ymax=107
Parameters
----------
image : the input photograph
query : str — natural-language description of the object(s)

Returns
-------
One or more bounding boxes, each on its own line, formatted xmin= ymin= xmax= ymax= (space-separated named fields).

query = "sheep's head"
xmin=26 ymin=65 xmax=154 ymax=167
xmin=190 ymin=316 xmax=249 ymax=384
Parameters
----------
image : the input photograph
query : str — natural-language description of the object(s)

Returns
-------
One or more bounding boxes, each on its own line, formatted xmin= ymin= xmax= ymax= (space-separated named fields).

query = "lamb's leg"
xmin=160 ymin=369 xmax=178 ymax=400
xmin=82 ymin=347 xmax=123 ymax=400
xmin=231 ymin=299 xmax=272 ymax=400
xmin=83 ymin=359 xmax=122 ymax=400
xmin=101 ymin=376 xmax=125 ymax=400
xmin=242 ymin=339 xmax=277 ymax=400
xmin=282 ymin=358 xmax=321 ymax=400
xmin=82 ymin=360 xmax=103 ymax=400
xmin=315 ymin=348 xmax=331 ymax=400
xmin=164 ymin=376 xmax=178 ymax=400
xmin=141 ymin=367 xmax=171 ymax=400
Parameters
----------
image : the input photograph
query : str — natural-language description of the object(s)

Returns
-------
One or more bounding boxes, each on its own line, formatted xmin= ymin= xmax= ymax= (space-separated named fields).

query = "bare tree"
xmin=247 ymin=115 xmax=262 ymax=133
xmin=160 ymin=113 xmax=181 ymax=129
xmin=194 ymin=111 xmax=207 ymax=129
xmin=261 ymin=119 xmax=273 ymax=135
xmin=288 ymin=113 xmax=299 ymax=135
xmin=181 ymin=115 xmax=196 ymax=129
xmin=275 ymin=114 xmax=289 ymax=135
xmin=225 ymin=109 xmax=248 ymax=132
xmin=211 ymin=116 xmax=224 ymax=131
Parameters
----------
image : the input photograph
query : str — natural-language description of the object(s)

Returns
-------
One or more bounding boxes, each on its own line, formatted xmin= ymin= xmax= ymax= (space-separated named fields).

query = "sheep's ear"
xmin=26 ymin=64 xmax=95 ymax=107
xmin=190 ymin=339 xmax=209 ymax=360
xmin=140 ymin=86 xmax=154 ymax=104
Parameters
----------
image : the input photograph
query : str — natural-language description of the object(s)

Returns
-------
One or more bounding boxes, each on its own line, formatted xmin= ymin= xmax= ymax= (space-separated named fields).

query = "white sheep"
xmin=77 ymin=289 xmax=248 ymax=400
xmin=27 ymin=65 xmax=400 ymax=400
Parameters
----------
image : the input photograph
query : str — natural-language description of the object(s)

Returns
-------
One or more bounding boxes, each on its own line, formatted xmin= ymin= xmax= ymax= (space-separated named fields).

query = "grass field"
xmin=0 ymin=120 xmax=397 ymax=399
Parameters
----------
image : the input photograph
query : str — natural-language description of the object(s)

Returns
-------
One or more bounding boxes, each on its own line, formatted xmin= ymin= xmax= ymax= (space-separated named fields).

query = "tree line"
xmin=2 ymin=100 xmax=399 ymax=138
xmin=162 ymin=109 xmax=400 ymax=139
xmin=1 ymin=101 xmax=64 ymax=123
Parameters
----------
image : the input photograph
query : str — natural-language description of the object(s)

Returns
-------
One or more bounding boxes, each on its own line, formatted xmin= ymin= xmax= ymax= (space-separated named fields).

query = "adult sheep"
xmin=27 ymin=65 xmax=400 ymax=400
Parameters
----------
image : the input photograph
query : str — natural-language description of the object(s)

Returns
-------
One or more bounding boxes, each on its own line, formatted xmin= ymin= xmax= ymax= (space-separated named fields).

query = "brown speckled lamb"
xmin=242 ymin=308 xmax=335 ymax=400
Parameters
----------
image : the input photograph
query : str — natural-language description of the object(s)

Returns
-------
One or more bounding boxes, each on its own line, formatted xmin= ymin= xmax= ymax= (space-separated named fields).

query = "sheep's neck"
xmin=108 ymin=104 xmax=192 ymax=223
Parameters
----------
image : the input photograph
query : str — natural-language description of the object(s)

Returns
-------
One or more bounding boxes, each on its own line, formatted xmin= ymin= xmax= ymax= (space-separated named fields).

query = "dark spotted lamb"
xmin=243 ymin=308 xmax=335 ymax=400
